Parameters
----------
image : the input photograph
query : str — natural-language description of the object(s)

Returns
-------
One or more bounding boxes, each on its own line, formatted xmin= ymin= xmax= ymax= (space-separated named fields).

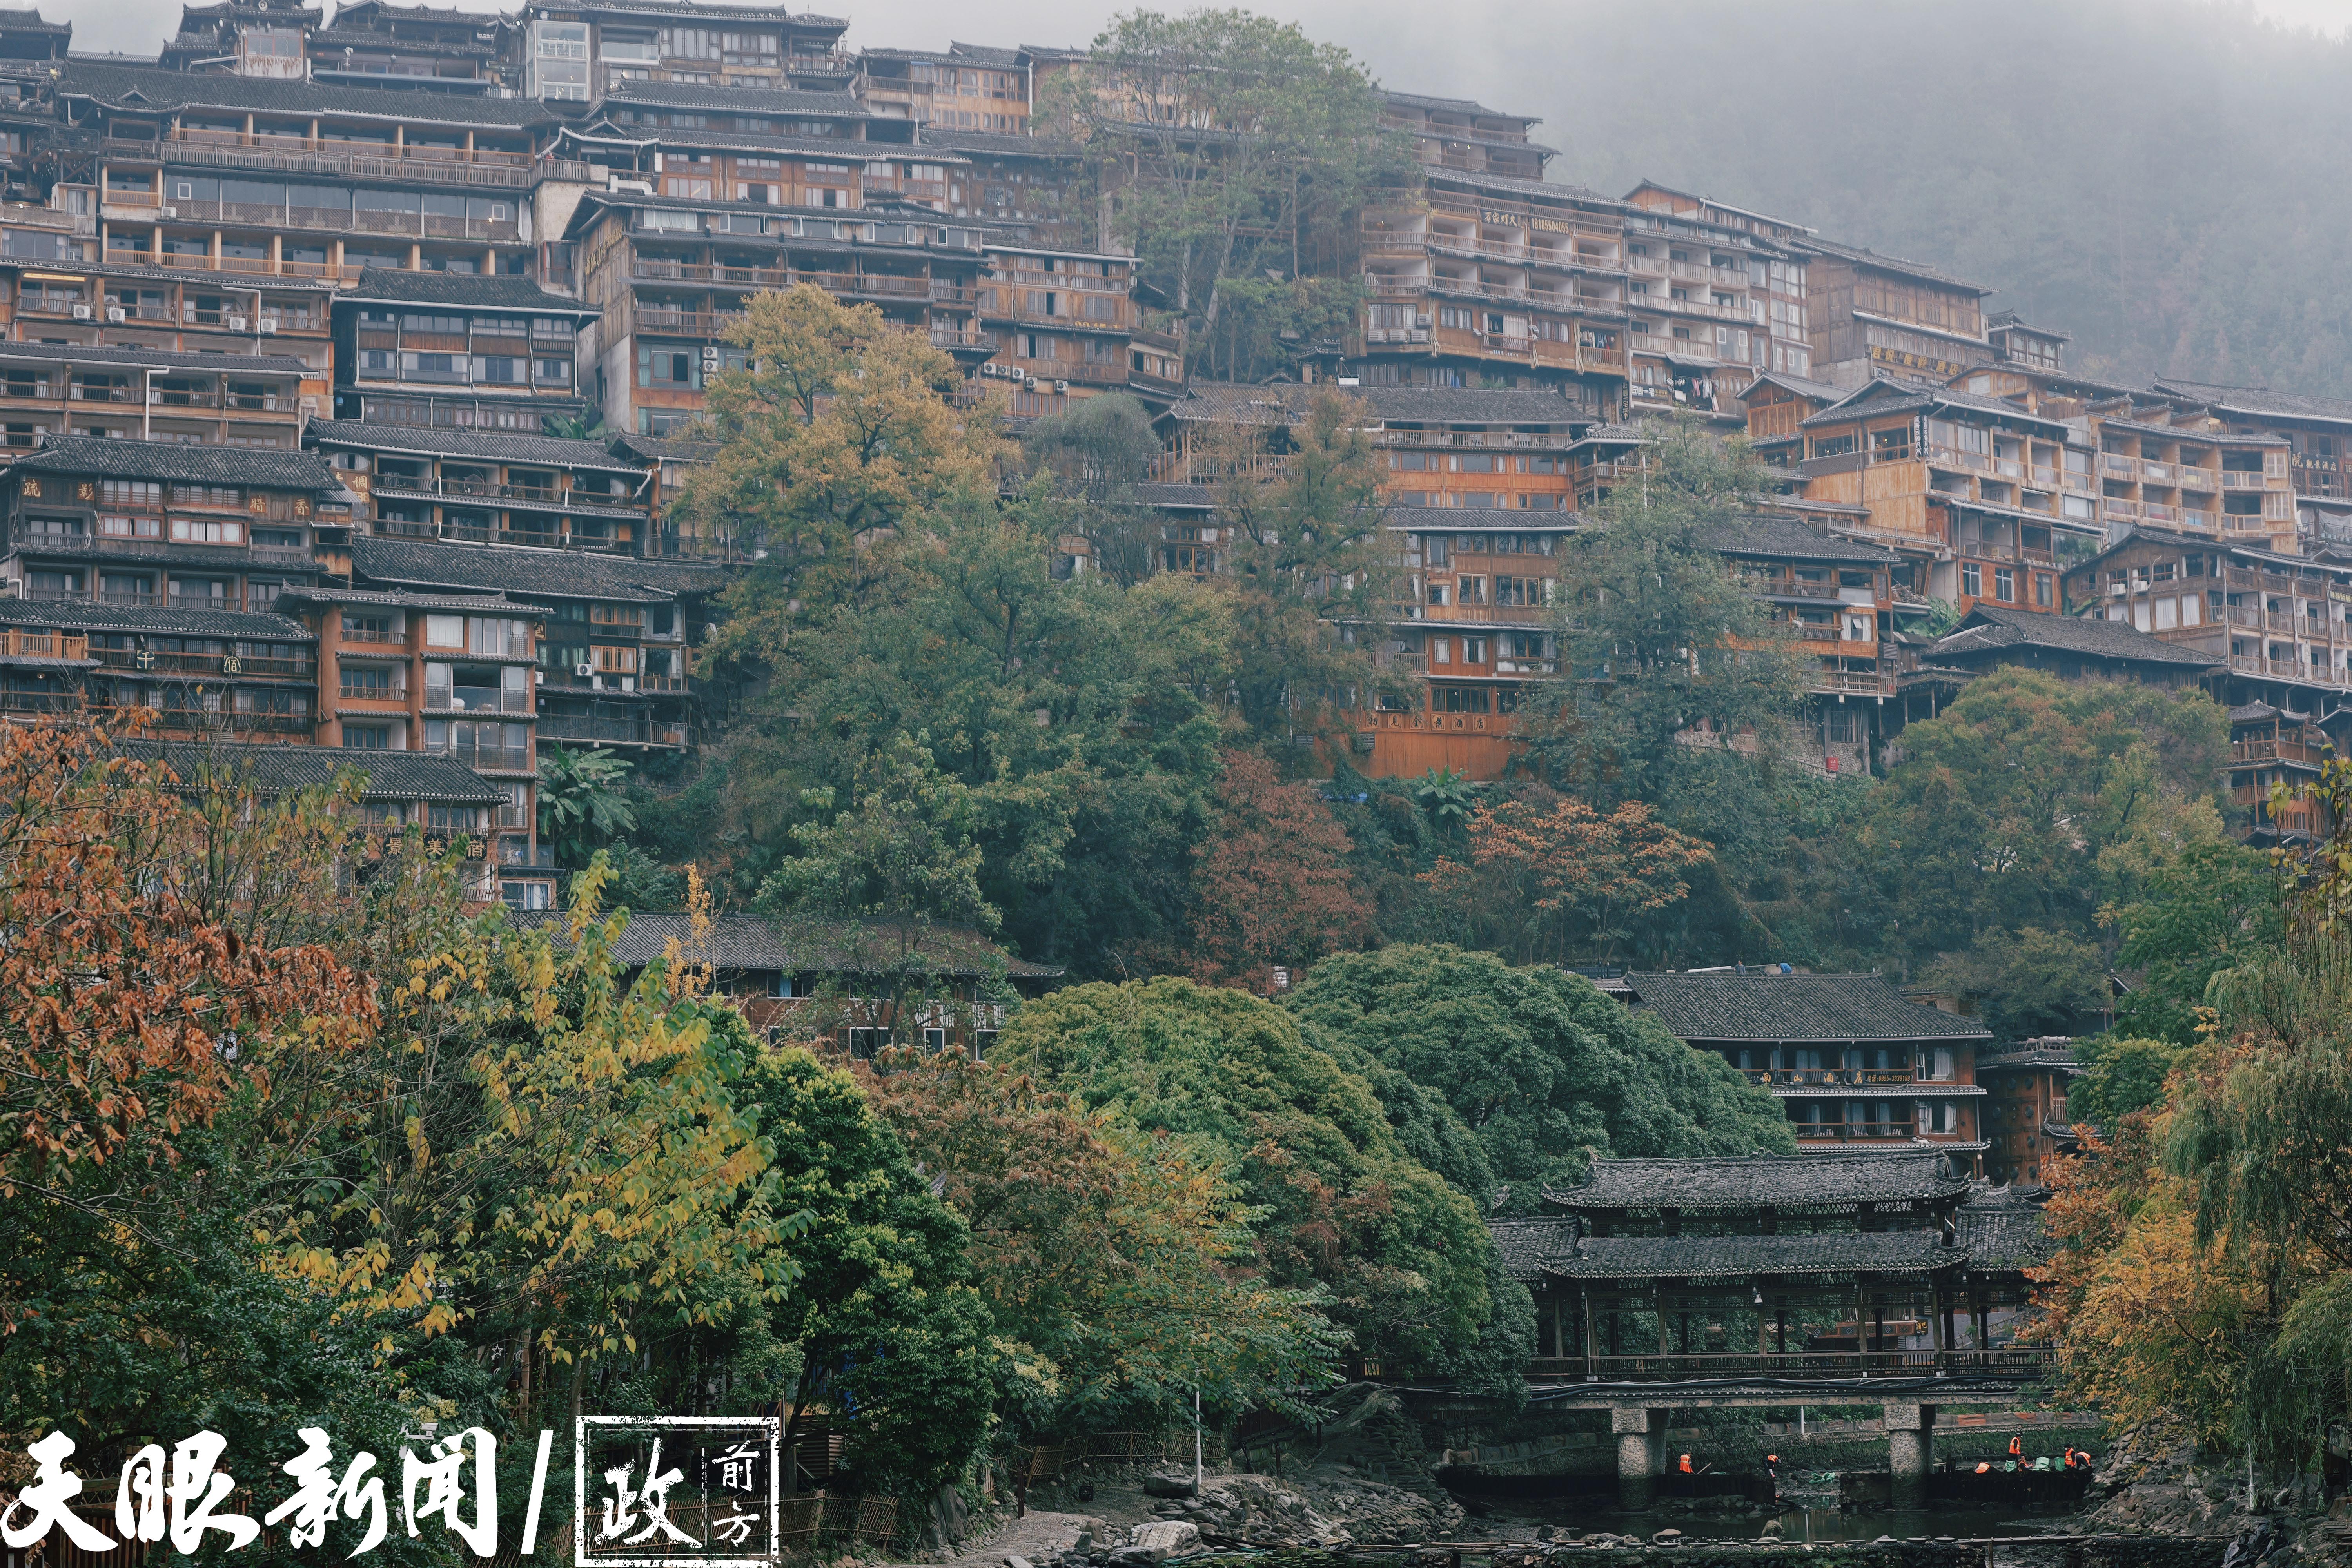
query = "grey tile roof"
xmin=1541 ymin=1229 xmax=1967 ymax=1282
xmin=1792 ymin=234 xmax=1985 ymax=294
xmin=2154 ymin=378 xmax=2352 ymax=427
xmin=0 ymin=599 xmax=310 ymax=640
xmin=340 ymin=268 xmax=601 ymax=316
xmin=350 ymin=534 xmax=683 ymax=603
xmin=1383 ymin=88 xmax=1538 ymax=123
xmin=1384 ymin=505 xmax=1583 ymax=532
xmin=271 ymin=585 xmax=534 ymax=615
xmin=1740 ymin=369 xmax=1846 ymax=405
xmin=1546 ymin=1152 xmax=1974 ymax=1215
xmin=608 ymin=433 xmax=723 ymax=463
xmin=15 ymin=436 xmax=338 ymax=490
xmin=0 ymin=340 xmax=310 ymax=375
xmin=1704 ymin=514 xmax=1901 ymax=565
xmin=1802 ymin=377 xmax=2069 ymax=434
xmin=60 ymin=60 xmax=559 ymax=127
xmin=0 ymin=258 xmax=338 ymax=293
xmin=918 ymin=127 xmax=1071 ymax=157
xmin=538 ymin=0 xmax=844 ymax=25
xmin=596 ymin=80 xmax=867 ymax=117
xmin=308 ymin=419 xmax=648 ymax=475
xmin=507 ymin=910 xmax=1063 ymax=978
xmin=1489 ymin=1216 xmax=1584 ymax=1283
xmin=124 ymin=738 xmax=504 ymax=804
xmin=1169 ymin=381 xmax=1593 ymax=428
xmin=1622 ymin=971 xmax=1994 ymax=1044
xmin=1929 ymin=606 xmax=2223 ymax=670
xmin=1956 ymin=1185 xmax=2052 ymax=1270
xmin=1425 ymin=167 xmax=1619 ymax=208
xmin=568 ymin=122 xmax=968 ymax=162
xmin=1129 ymin=481 xmax=1218 ymax=510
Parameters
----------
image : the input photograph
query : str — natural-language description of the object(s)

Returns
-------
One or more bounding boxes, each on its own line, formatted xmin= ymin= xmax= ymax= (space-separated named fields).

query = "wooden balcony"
xmin=106 ymin=132 xmax=584 ymax=190
xmin=2 ymin=629 xmax=88 ymax=661
xmin=1526 ymin=1349 xmax=2055 ymax=1383
xmin=2232 ymin=737 xmax=2330 ymax=766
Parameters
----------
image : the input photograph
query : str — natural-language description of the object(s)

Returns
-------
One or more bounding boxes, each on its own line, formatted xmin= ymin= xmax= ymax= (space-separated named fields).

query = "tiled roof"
xmin=1383 ymin=88 xmax=1539 ymax=123
xmin=537 ymin=0 xmax=845 ymax=25
xmin=608 ymin=433 xmax=724 ymax=463
xmin=1169 ymin=381 xmax=1593 ymax=427
xmin=1384 ymin=505 xmax=1582 ymax=533
xmin=1956 ymin=1185 xmax=2053 ymax=1270
xmin=1425 ymin=167 xmax=1619 ymax=208
xmin=1802 ymin=377 xmax=2069 ymax=434
xmin=1740 ymin=369 xmax=1846 ymax=405
xmin=1622 ymin=970 xmax=1993 ymax=1044
xmin=2154 ymin=378 xmax=2352 ymax=427
xmin=0 ymin=599 xmax=310 ymax=640
xmin=0 ymin=340 xmax=310 ymax=375
xmin=124 ymin=739 xmax=504 ymax=804
xmin=919 ymin=127 xmax=1071 ymax=157
xmin=1489 ymin=1216 xmax=1584 ymax=1283
xmin=1703 ymin=514 xmax=1901 ymax=565
xmin=308 ymin=420 xmax=648 ymax=476
xmin=568 ymin=122 xmax=969 ymax=162
xmin=596 ymin=80 xmax=867 ymax=117
xmin=1546 ymin=1151 xmax=1973 ymax=1214
xmin=1792 ymin=234 xmax=1986 ymax=294
xmin=341 ymin=268 xmax=601 ymax=315
xmin=350 ymin=535 xmax=684 ymax=603
xmin=1129 ymin=481 xmax=1218 ymax=510
xmin=0 ymin=258 xmax=338 ymax=293
xmin=271 ymin=585 xmax=533 ymax=615
xmin=59 ymin=60 xmax=559 ymax=126
xmin=15 ymin=436 xmax=337 ymax=490
xmin=1541 ymin=1229 xmax=1967 ymax=1282
xmin=1929 ymin=606 xmax=2223 ymax=669
xmin=507 ymin=910 xmax=1063 ymax=979
xmin=0 ymin=7 xmax=69 ymax=31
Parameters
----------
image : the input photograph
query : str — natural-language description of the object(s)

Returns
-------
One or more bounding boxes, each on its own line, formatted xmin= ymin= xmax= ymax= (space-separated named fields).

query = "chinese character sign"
xmin=0 ymin=1421 xmax=771 ymax=1565
xmin=576 ymin=1418 xmax=779 ymax=1568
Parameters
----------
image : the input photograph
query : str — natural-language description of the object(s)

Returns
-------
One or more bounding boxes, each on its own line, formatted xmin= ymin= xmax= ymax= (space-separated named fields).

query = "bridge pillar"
xmin=1884 ymin=1401 xmax=1936 ymax=1509
xmin=1611 ymin=1405 xmax=1667 ymax=1510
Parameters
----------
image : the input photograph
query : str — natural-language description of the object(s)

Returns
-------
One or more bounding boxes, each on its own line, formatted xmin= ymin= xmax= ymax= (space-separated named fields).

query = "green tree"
xmin=864 ymin=1050 xmax=1344 ymax=1432
xmin=721 ymin=485 xmax=1233 ymax=980
xmin=2105 ymin=840 xmax=2285 ymax=1045
xmin=1208 ymin=387 xmax=1403 ymax=757
xmin=1282 ymin=944 xmax=1796 ymax=1212
xmin=538 ymin=744 xmax=639 ymax=866
xmin=1924 ymin=924 xmax=2112 ymax=1041
xmin=1527 ymin=419 xmax=1809 ymax=870
xmin=990 ymin=976 xmax=1493 ymax=1374
xmin=744 ymin=1046 xmax=998 ymax=1492
xmin=1023 ymin=392 xmax=1164 ymax=588
xmin=1860 ymin=668 xmax=2229 ymax=973
xmin=2069 ymin=1035 xmax=2188 ymax=1129
xmin=678 ymin=285 xmax=1007 ymax=627
xmin=1041 ymin=9 xmax=1406 ymax=379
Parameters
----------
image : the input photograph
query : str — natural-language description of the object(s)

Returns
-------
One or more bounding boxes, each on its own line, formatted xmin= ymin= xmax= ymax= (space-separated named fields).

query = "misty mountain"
xmin=1431 ymin=0 xmax=2352 ymax=398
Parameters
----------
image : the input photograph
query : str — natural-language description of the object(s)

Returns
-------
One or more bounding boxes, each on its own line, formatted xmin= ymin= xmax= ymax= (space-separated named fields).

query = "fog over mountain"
xmin=38 ymin=0 xmax=2352 ymax=396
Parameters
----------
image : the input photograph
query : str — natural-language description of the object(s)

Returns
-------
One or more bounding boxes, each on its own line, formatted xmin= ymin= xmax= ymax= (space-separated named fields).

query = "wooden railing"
xmin=1525 ymin=1348 xmax=2058 ymax=1381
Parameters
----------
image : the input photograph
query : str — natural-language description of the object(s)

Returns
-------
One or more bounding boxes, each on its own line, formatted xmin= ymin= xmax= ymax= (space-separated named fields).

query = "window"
xmin=1961 ymin=562 xmax=1982 ymax=597
xmin=1810 ymin=433 xmax=1857 ymax=459
xmin=340 ymin=665 xmax=396 ymax=698
xmin=425 ymin=615 xmax=465 ymax=649
xmin=638 ymin=346 xmax=699 ymax=388
xmin=102 ymin=479 xmax=160 ymax=506
xmin=343 ymin=724 xmax=392 ymax=750
xmin=1993 ymin=566 xmax=2014 ymax=602
xmin=169 ymin=517 xmax=245 ymax=545
xmin=2034 ymin=573 xmax=2054 ymax=608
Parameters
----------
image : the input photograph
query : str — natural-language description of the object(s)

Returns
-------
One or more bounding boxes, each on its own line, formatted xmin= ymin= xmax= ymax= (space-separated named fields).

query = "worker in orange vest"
xmin=2008 ymin=1435 xmax=2023 ymax=1461
xmin=1765 ymin=1454 xmax=1780 ymax=1501
xmin=1677 ymin=1453 xmax=1694 ymax=1474
xmin=2063 ymin=1445 xmax=2078 ymax=1470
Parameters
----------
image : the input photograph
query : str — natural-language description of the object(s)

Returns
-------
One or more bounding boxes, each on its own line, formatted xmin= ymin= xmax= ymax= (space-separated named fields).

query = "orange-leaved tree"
xmin=0 ymin=719 xmax=379 ymax=1196
xmin=1421 ymin=791 xmax=1713 ymax=964
xmin=1184 ymin=748 xmax=1372 ymax=989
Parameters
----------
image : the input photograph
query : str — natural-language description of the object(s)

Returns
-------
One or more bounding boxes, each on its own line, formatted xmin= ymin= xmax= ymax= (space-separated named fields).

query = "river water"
xmin=1461 ymin=1496 xmax=2083 ymax=1545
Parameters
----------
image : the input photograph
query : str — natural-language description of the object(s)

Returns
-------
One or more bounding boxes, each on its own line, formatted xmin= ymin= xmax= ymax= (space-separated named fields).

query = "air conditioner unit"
xmin=1409 ymin=329 xmax=1430 ymax=343
xmin=162 ymin=207 xmax=178 ymax=219
xmin=105 ymin=306 xmax=125 ymax=323
xmin=574 ymin=662 xmax=594 ymax=677
xmin=228 ymin=316 xmax=249 ymax=332
xmin=1415 ymin=313 xmax=1432 ymax=327
xmin=70 ymin=305 xmax=90 ymax=320
xmin=1054 ymin=379 xmax=1067 ymax=393
xmin=257 ymin=319 xmax=277 ymax=334
xmin=534 ymin=670 xmax=544 ymax=685
xmin=2108 ymin=582 xmax=2127 ymax=596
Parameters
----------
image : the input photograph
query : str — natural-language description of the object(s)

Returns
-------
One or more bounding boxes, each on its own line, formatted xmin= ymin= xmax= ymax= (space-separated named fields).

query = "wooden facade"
xmin=1976 ymin=1043 xmax=2081 ymax=1187
xmin=1794 ymin=236 xmax=1991 ymax=390
xmin=1619 ymin=183 xmax=1814 ymax=418
xmin=1496 ymin=1153 xmax=2051 ymax=1383
xmin=1616 ymin=970 xmax=1994 ymax=1156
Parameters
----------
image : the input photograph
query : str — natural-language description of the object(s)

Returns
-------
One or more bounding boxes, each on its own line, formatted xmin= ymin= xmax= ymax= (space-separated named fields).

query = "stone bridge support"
xmin=1610 ymin=1405 xmax=1667 ymax=1510
xmin=1884 ymin=1401 xmax=1936 ymax=1509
